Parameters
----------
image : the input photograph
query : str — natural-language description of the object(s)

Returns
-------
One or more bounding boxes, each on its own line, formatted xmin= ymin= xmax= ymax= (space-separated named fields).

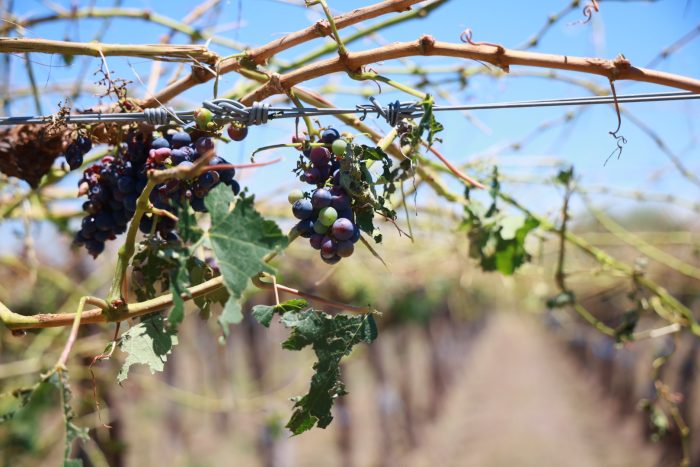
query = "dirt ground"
xmin=397 ymin=313 xmax=661 ymax=467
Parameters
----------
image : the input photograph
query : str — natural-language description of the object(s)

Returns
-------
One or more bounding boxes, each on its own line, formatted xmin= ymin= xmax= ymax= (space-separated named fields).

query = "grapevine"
xmin=0 ymin=1 xmax=700 ymax=466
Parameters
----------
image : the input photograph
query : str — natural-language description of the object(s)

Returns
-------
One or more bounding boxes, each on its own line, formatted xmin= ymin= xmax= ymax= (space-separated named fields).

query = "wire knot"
xmin=361 ymin=97 xmax=421 ymax=127
xmin=202 ymin=99 xmax=270 ymax=126
xmin=144 ymin=107 xmax=174 ymax=126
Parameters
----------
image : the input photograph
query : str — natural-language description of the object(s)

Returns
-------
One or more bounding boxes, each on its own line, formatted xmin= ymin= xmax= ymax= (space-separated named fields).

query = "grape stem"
xmin=105 ymin=179 xmax=157 ymax=316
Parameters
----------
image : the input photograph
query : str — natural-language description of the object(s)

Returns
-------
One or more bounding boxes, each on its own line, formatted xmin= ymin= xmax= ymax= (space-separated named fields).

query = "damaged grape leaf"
xmin=252 ymin=299 xmax=378 ymax=435
xmin=205 ymin=185 xmax=288 ymax=336
xmin=117 ymin=315 xmax=178 ymax=383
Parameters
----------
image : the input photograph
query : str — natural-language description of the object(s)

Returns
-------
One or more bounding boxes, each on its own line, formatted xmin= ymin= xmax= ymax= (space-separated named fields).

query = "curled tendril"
xmin=604 ymin=79 xmax=627 ymax=165
xmin=572 ymin=0 xmax=600 ymax=25
xmin=460 ymin=28 xmax=476 ymax=45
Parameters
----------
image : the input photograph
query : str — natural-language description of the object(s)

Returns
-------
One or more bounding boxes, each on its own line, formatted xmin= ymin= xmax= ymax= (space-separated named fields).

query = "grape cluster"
xmin=290 ymin=128 xmax=360 ymax=264
xmin=63 ymin=135 xmax=93 ymax=170
xmin=73 ymin=129 xmax=242 ymax=257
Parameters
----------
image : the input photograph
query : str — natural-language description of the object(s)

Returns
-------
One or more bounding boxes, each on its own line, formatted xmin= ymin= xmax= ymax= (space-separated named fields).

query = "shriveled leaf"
xmin=117 ymin=315 xmax=178 ymax=383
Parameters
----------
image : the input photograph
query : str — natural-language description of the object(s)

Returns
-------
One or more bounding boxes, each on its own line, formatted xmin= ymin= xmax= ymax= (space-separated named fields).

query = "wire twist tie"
xmin=202 ymin=99 xmax=270 ymax=126
xmin=366 ymin=97 xmax=420 ymax=126
xmin=144 ymin=107 xmax=173 ymax=126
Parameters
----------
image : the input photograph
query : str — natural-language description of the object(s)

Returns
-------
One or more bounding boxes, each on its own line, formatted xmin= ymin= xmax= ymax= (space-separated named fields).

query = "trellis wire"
xmin=0 ymin=91 xmax=698 ymax=127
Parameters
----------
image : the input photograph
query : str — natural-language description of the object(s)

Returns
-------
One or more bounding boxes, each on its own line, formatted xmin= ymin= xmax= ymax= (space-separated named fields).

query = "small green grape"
xmin=194 ymin=108 xmax=214 ymax=130
xmin=313 ymin=220 xmax=329 ymax=234
xmin=288 ymin=189 xmax=304 ymax=204
xmin=318 ymin=207 xmax=338 ymax=226
xmin=332 ymin=139 xmax=348 ymax=157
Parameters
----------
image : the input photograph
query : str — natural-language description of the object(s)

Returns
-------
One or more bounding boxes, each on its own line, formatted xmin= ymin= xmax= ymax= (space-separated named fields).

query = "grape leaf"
xmin=205 ymin=185 xmax=288 ymax=336
xmin=462 ymin=170 xmax=539 ymax=275
xmin=274 ymin=305 xmax=378 ymax=435
xmin=117 ymin=315 xmax=178 ymax=383
xmin=252 ymin=299 xmax=307 ymax=327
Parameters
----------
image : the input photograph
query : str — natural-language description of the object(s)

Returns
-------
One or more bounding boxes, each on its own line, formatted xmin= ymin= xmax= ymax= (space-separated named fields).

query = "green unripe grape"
xmin=194 ymin=108 xmax=214 ymax=130
xmin=288 ymin=189 xmax=304 ymax=204
xmin=318 ymin=207 xmax=338 ymax=226
xmin=313 ymin=219 xmax=329 ymax=234
xmin=332 ymin=139 xmax=348 ymax=157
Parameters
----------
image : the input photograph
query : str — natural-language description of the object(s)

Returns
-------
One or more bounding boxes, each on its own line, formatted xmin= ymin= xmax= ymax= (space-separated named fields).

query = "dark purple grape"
xmin=95 ymin=212 xmax=114 ymax=231
xmin=227 ymin=125 xmax=248 ymax=141
xmin=304 ymin=167 xmax=321 ymax=185
xmin=309 ymin=233 xmax=324 ymax=250
xmin=158 ymin=217 xmax=177 ymax=233
xmin=191 ymin=196 xmax=207 ymax=212
xmin=336 ymin=240 xmax=354 ymax=258
xmin=331 ymin=218 xmax=354 ymax=241
xmin=65 ymin=144 xmax=84 ymax=170
xmin=82 ymin=201 xmax=97 ymax=214
xmin=86 ymin=240 xmax=105 ymax=257
xmin=321 ymin=255 xmax=341 ymax=265
xmin=321 ymin=128 xmax=340 ymax=144
xmin=139 ymin=215 xmax=154 ymax=234
xmin=124 ymin=193 xmax=138 ymax=213
xmin=292 ymin=199 xmax=313 ymax=220
xmin=230 ymin=180 xmax=241 ymax=195
xmin=117 ymin=176 xmax=135 ymax=194
xmin=170 ymin=148 xmax=189 ymax=164
xmin=89 ymin=185 xmax=102 ymax=200
xmin=73 ymin=231 xmax=88 ymax=246
xmin=198 ymin=171 xmax=218 ymax=189
xmin=317 ymin=165 xmax=331 ymax=183
xmin=152 ymin=137 xmax=170 ymax=150
xmin=108 ymin=197 xmax=123 ymax=210
xmin=195 ymin=137 xmax=215 ymax=156
xmin=311 ymin=188 xmax=332 ymax=209
xmin=331 ymin=189 xmax=351 ymax=211
xmin=336 ymin=208 xmax=354 ymax=221
xmin=309 ymin=147 xmax=331 ymax=165
xmin=93 ymin=230 xmax=111 ymax=242
xmin=76 ymin=135 xmax=92 ymax=153
xmin=212 ymin=157 xmax=235 ymax=182
xmin=350 ymin=227 xmax=361 ymax=243
xmin=164 ymin=231 xmax=180 ymax=243
xmin=296 ymin=219 xmax=315 ymax=238
xmin=171 ymin=132 xmax=191 ymax=149
xmin=177 ymin=161 xmax=194 ymax=171
xmin=82 ymin=216 xmax=97 ymax=234
xmin=320 ymin=236 xmax=337 ymax=258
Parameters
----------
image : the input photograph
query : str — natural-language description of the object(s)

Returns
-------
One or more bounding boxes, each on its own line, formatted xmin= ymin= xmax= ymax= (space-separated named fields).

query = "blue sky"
xmin=2 ymin=0 xmax=700 ymax=256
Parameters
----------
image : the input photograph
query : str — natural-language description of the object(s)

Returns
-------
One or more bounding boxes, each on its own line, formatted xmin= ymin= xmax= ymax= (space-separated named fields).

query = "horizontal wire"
xmin=0 ymin=91 xmax=698 ymax=126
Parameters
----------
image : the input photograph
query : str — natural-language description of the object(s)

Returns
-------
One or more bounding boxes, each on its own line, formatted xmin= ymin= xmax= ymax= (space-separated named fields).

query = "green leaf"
xmin=117 ymin=315 xmax=178 ymax=383
xmin=205 ymin=186 xmax=288 ymax=336
xmin=277 ymin=309 xmax=378 ymax=435
xmin=251 ymin=299 xmax=308 ymax=327
xmin=556 ymin=167 xmax=574 ymax=186
xmin=499 ymin=215 xmax=525 ymax=241
xmin=493 ymin=216 xmax=539 ymax=275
